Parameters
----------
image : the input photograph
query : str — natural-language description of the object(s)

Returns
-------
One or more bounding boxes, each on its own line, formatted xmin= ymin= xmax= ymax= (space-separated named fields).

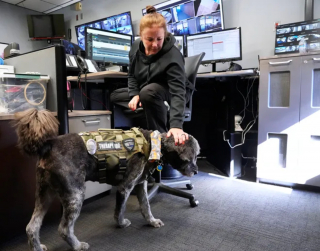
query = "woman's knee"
xmin=139 ymin=84 xmax=156 ymax=103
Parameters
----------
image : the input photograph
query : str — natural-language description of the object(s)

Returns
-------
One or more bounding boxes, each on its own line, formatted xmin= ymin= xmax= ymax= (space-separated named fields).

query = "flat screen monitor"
xmin=85 ymin=27 xmax=132 ymax=65
xmin=75 ymin=11 xmax=133 ymax=50
xmin=134 ymin=35 xmax=184 ymax=55
xmin=27 ymin=14 xmax=65 ymax=39
xmin=187 ymin=27 xmax=242 ymax=64
xmin=275 ymin=18 xmax=320 ymax=55
xmin=60 ymin=39 xmax=82 ymax=55
xmin=142 ymin=0 xmax=224 ymax=35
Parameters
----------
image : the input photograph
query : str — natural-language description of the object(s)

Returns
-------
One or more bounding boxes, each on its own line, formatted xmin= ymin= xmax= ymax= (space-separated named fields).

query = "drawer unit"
xmin=69 ymin=111 xmax=112 ymax=199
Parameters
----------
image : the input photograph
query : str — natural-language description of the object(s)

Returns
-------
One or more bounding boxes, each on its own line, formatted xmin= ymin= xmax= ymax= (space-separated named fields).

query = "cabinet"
xmin=257 ymin=53 xmax=320 ymax=186
xmin=69 ymin=111 xmax=112 ymax=199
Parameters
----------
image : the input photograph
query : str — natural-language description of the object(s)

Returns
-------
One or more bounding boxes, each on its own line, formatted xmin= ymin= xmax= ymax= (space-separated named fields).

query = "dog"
xmin=13 ymin=108 xmax=200 ymax=251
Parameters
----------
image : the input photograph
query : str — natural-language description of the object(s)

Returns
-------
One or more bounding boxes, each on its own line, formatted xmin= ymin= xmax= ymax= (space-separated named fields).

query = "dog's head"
xmin=161 ymin=134 xmax=200 ymax=177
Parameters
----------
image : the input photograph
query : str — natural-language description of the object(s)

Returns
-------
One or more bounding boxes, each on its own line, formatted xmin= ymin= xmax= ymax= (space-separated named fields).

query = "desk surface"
xmin=67 ymin=69 xmax=258 ymax=82
xmin=197 ymin=69 xmax=257 ymax=78
xmin=67 ymin=71 xmax=127 ymax=82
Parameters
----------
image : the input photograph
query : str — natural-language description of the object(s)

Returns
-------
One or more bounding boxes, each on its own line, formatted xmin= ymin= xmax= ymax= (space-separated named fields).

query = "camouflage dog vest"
xmin=79 ymin=128 xmax=150 ymax=184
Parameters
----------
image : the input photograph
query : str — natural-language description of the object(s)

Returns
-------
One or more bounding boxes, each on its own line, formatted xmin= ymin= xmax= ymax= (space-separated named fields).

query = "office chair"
xmin=112 ymin=52 xmax=205 ymax=207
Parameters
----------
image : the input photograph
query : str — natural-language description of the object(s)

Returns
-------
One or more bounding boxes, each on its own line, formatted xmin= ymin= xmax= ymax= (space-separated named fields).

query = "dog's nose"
xmin=194 ymin=170 xmax=198 ymax=175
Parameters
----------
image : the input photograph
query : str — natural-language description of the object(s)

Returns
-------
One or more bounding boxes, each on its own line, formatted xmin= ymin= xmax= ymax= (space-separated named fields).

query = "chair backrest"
xmin=184 ymin=52 xmax=205 ymax=121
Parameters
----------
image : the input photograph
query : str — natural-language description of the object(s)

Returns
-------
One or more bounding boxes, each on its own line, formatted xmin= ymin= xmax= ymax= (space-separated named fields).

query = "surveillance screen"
xmin=142 ymin=0 xmax=223 ymax=35
xmin=86 ymin=28 xmax=132 ymax=65
xmin=275 ymin=19 xmax=320 ymax=55
xmin=75 ymin=11 xmax=133 ymax=50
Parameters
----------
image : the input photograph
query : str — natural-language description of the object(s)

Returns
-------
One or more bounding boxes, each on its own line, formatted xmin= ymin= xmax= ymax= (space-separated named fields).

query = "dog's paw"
xmin=149 ymin=219 xmax=164 ymax=228
xmin=118 ymin=219 xmax=131 ymax=228
xmin=40 ymin=244 xmax=48 ymax=251
xmin=74 ymin=242 xmax=90 ymax=251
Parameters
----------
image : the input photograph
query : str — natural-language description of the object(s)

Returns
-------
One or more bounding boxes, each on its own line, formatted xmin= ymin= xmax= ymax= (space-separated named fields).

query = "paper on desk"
xmin=85 ymin=59 xmax=98 ymax=73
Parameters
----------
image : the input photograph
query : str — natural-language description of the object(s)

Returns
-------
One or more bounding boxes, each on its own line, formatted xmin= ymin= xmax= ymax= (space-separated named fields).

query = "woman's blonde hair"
xmin=139 ymin=5 xmax=168 ymax=36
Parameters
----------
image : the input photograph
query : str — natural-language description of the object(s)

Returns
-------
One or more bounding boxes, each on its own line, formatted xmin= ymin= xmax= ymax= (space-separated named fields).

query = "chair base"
xmin=147 ymin=179 xmax=199 ymax=207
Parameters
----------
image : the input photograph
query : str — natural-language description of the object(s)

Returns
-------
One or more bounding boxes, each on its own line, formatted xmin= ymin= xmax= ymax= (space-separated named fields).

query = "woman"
xmin=128 ymin=5 xmax=189 ymax=145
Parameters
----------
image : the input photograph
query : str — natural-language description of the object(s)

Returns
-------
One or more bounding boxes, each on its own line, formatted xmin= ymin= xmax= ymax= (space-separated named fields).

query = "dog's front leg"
xmin=114 ymin=184 xmax=133 ymax=228
xmin=114 ymin=153 xmax=145 ymax=228
xmin=135 ymin=181 xmax=164 ymax=228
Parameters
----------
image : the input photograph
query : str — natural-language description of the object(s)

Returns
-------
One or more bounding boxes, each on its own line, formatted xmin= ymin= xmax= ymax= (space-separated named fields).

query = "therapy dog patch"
xmin=98 ymin=141 xmax=122 ymax=151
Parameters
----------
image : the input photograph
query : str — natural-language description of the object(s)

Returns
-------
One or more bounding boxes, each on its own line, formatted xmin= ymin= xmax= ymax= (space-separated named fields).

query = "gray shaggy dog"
xmin=14 ymin=108 xmax=200 ymax=251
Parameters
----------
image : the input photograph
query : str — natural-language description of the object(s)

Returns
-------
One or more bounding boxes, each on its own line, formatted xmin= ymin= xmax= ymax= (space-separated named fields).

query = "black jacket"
xmin=128 ymin=34 xmax=186 ymax=129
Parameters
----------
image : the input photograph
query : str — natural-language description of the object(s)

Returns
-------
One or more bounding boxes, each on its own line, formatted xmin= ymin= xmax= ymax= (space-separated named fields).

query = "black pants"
xmin=111 ymin=83 xmax=171 ymax=133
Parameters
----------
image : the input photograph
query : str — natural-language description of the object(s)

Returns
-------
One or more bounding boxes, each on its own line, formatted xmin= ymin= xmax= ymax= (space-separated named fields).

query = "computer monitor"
xmin=75 ymin=11 xmax=133 ymax=50
xmin=60 ymin=39 xmax=82 ymax=55
xmin=134 ymin=35 xmax=184 ymax=55
xmin=85 ymin=27 xmax=132 ymax=66
xmin=142 ymin=0 xmax=224 ymax=35
xmin=275 ymin=18 xmax=320 ymax=55
xmin=187 ymin=27 xmax=242 ymax=64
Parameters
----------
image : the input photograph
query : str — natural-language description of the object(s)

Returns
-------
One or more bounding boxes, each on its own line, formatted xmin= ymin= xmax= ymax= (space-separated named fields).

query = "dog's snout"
xmin=194 ymin=170 xmax=198 ymax=175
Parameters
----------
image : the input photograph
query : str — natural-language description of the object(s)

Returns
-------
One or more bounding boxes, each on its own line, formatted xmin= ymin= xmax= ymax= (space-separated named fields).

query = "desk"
xmin=67 ymin=71 xmax=128 ymax=127
xmin=67 ymin=69 xmax=256 ymax=81
xmin=67 ymin=71 xmax=127 ymax=82
xmin=197 ymin=69 xmax=256 ymax=78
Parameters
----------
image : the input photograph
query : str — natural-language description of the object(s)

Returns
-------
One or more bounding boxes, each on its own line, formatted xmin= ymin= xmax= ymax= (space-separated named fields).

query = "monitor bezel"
xmin=75 ymin=11 xmax=133 ymax=50
xmin=85 ymin=26 xmax=132 ymax=66
xmin=186 ymin=27 xmax=242 ymax=64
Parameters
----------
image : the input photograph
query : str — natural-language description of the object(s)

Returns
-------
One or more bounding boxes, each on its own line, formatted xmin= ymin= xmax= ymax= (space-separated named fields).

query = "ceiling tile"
xmin=42 ymin=0 xmax=72 ymax=5
xmin=44 ymin=0 xmax=80 ymax=13
xmin=1 ymin=0 xmax=24 ymax=4
xmin=17 ymin=0 xmax=56 ymax=12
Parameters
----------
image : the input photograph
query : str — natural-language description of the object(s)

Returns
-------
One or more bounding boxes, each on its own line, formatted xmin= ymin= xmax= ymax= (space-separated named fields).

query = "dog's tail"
xmin=13 ymin=108 xmax=59 ymax=156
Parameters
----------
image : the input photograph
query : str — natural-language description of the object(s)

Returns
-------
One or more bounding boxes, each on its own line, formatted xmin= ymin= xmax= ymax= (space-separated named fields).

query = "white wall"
xmin=222 ymin=0 xmax=305 ymax=68
xmin=0 ymin=2 xmax=47 ymax=54
xmin=56 ymin=0 xmax=308 ymax=69
xmin=315 ymin=0 xmax=320 ymax=18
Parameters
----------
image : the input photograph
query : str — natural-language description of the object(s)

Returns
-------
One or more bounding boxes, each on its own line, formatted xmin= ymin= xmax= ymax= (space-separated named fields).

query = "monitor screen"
xmin=275 ymin=19 xmax=320 ymax=55
xmin=27 ymin=14 xmax=65 ymax=39
xmin=187 ymin=27 xmax=242 ymax=64
xmin=142 ymin=0 xmax=224 ymax=35
xmin=75 ymin=11 xmax=133 ymax=51
xmin=61 ymin=39 xmax=82 ymax=55
xmin=85 ymin=27 xmax=132 ymax=65
xmin=134 ymin=35 xmax=184 ymax=55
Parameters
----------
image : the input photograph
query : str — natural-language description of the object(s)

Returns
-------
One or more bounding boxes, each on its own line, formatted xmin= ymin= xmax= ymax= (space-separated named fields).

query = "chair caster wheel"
xmin=189 ymin=199 xmax=199 ymax=207
xmin=186 ymin=184 xmax=194 ymax=190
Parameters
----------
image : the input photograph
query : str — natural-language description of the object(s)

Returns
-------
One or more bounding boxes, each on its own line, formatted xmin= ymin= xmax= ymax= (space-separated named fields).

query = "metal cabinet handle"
xmin=269 ymin=60 xmax=292 ymax=65
xmin=81 ymin=118 xmax=100 ymax=124
xmin=313 ymin=58 xmax=320 ymax=61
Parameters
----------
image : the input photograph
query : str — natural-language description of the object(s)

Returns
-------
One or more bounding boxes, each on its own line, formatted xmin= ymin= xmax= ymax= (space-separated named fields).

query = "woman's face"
xmin=141 ymin=25 xmax=165 ymax=56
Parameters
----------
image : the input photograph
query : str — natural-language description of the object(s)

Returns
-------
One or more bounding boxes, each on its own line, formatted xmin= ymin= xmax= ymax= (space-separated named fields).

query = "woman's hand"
xmin=128 ymin=95 xmax=142 ymax=111
xmin=167 ymin=128 xmax=189 ymax=145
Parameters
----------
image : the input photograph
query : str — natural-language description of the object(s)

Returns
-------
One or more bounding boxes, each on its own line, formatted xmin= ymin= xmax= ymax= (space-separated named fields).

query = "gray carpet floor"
xmin=2 ymin=160 xmax=320 ymax=251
